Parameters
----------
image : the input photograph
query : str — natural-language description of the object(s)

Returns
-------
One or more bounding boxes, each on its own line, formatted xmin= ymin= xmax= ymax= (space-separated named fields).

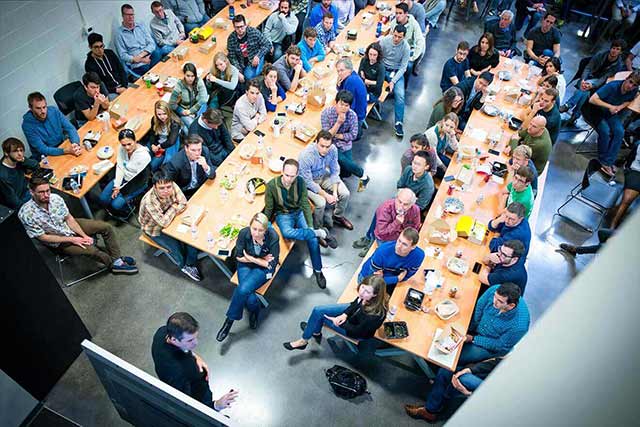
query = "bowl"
xmin=443 ymin=197 xmax=464 ymax=214
xmin=435 ymin=300 xmax=460 ymax=320
xmin=247 ymin=177 xmax=266 ymax=195
xmin=97 ymin=146 xmax=114 ymax=160
xmin=239 ymin=143 xmax=255 ymax=160
xmin=446 ymin=257 xmax=469 ymax=276
xmin=268 ymin=157 xmax=284 ymax=173
xmin=498 ymin=70 xmax=512 ymax=81
xmin=482 ymin=104 xmax=500 ymax=117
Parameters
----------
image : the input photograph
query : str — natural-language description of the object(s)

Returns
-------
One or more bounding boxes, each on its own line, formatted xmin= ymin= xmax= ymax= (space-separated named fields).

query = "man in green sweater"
xmin=263 ymin=158 xmax=337 ymax=289
xmin=0 ymin=138 xmax=39 ymax=210
xmin=506 ymin=115 xmax=552 ymax=175
xmin=500 ymin=165 xmax=534 ymax=218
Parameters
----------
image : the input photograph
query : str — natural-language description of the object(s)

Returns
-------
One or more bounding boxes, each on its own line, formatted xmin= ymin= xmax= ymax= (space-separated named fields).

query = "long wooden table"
xmin=44 ymin=2 xmax=276 ymax=218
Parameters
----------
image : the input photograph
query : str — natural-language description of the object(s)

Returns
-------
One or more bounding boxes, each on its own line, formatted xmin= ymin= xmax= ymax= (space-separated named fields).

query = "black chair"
xmin=573 ymin=100 xmax=600 ymax=154
xmin=53 ymin=81 xmax=82 ymax=116
xmin=555 ymin=158 xmax=621 ymax=233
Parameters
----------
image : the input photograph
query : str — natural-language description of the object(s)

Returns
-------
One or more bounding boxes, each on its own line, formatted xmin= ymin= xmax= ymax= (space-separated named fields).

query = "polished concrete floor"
xmin=40 ymin=9 xmax=619 ymax=427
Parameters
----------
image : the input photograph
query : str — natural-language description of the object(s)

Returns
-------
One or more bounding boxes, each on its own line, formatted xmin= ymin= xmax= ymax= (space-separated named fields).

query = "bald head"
xmin=528 ymin=115 xmax=547 ymax=137
xmin=395 ymin=188 xmax=417 ymax=212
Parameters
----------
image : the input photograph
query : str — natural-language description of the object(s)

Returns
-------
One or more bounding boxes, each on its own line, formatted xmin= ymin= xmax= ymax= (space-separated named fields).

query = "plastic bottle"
xmin=191 ymin=224 xmax=198 ymax=240
xmin=376 ymin=22 xmax=382 ymax=38
xmin=40 ymin=155 xmax=49 ymax=167
xmin=207 ymin=231 xmax=214 ymax=249
xmin=229 ymin=5 xmax=235 ymax=19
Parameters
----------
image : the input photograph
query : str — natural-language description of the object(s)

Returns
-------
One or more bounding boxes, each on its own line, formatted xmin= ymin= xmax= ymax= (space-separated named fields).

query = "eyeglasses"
xmin=498 ymin=248 xmax=513 ymax=259
xmin=92 ymin=44 xmax=105 ymax=49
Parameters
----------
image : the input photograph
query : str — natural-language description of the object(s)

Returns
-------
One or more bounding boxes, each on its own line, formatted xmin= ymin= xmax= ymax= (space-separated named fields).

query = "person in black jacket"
xmin=162 ymin=134 xmax=216 ymax=199
xmin=148 ymin=100 xmax=182 ymax=171
xmin=217 ymin=213 xmax=280 ymax=342
xmin=455 ymin=71 xmax=493 ymax=130
xmin=0 ymin=138 xmax=38 ymax=209
xmin=84 ymin=33 xmax=128 ymax=97
xmin=283 ymin=275 xmax=388 ymax=350
xmin=187 ymin=108 xmax=233 ymax=166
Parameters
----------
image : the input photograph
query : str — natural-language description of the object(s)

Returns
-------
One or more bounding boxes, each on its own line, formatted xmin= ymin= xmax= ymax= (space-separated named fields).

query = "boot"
xmin=216 ymin=318 xmax=234 ymax=342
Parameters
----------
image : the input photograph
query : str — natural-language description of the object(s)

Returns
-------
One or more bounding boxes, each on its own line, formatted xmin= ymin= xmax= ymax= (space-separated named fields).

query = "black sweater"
xmin=358 ymin=59 xmax=385 ymax=98
xmin=341 ymin=297 xmax=386 ymax=339
xmin=148 ymin=118 xmax=181 ymax=150
xmin=84 ymin=49 xmax=128 ymax=94
xmin=468 ymin=47 xmax=500 ymax=73
xmin=0 ymin=158 xmax=38 ymax=210
xmin=235 ymin=226 xmax=280 ymax=271
xmin=187 ymin=119 xmax=234 ymax=166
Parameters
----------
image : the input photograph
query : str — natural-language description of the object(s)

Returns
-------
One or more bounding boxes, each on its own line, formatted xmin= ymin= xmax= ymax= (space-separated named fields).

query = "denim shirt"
xmin=235 ymin=226 xmax=280 ymax=271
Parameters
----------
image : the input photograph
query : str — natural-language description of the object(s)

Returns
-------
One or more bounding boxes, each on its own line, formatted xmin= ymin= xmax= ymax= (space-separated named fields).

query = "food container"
xmin=434 ymin=323 xmax=465 ymax=354
xmin=446 ymin=257 xmax=469 ymax=276
xmin=434 ymin=300 xmax=460 ymax=321
xmin=383 ymin=321 xmax=409 ymax=339
xmin=426 ymin=219 xmax=456 ymax=245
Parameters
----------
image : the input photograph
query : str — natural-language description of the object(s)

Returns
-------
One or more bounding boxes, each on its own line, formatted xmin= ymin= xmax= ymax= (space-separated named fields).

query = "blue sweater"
xmin=298 ymin=39 xmax=326 ymax=72
xmin=338 ymin=71 xmax=368 ymax=122
xmin=471 ymin=285 xmax=530 ymax=353
xmin=359 ymin=241 xmax=425 ymax=285
xmin=22 ymin=107 xmax=80 ymax=159
xmin=488 ymin=219 xmax=532 ymax=258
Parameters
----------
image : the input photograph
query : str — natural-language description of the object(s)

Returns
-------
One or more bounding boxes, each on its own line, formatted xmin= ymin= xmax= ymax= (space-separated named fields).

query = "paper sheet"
xmin=427 ymin=328 xmax=461 ymax=370
xmin=468 ymin=128 xmax=488 ymax=141
xmin=176 ymin=224 xmax=189 ymax=234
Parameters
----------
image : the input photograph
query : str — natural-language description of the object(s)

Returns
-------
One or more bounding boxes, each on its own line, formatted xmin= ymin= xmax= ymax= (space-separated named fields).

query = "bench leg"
xmin=374 ymin=347 xmax=435 ymax=378
xmin=256 ymin=293 xmax=269 ymax=309
xmin=327 ymin=336 xmax=359 ymax=354
xmin=412 ymin=356 xmax=435 ymax=379
xmin=79 ymin=196 xmax=94 ymax=219
xmin=208 ymin=254 xmax=233 ymax=280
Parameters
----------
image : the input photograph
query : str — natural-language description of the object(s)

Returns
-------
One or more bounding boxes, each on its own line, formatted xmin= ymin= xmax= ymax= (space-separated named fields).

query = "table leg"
xmin=413 ymin=356 xmax=436 ymax=378
xmin=208 ymin=254 xmax=233 ymax=280
xmin=79 ymin=196 xmax=94 ymax=219
xmin=374 ymin=347 xmax=435 ymax=378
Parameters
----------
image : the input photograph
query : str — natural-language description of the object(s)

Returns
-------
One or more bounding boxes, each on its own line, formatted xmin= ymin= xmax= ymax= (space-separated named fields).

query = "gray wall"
xmin=0 ymin=370 xmax=38 ymax=427
xmin=447 ymin=211 xmax=640 ymax=426
xmin=0 ymin=1 xmax=155 ymax=149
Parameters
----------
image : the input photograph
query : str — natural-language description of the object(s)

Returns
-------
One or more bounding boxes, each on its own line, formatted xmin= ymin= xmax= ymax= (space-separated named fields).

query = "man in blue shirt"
xmin=309 ymin=0 xmax=339 ymax=33
xmin=115 ymin=4 xmax=161 ymax=75
xmin=336 ymin=58 xmax=368 ymax=138
xmin=21 ymin=92 xmax=81 ymax=160
xmin=440 ymin=41 xmax=471 ymax=92
xmin=297 ymin=27 xmax=326 ymax=72
xmin=479 ymin=240 xmax=528 ymax=294
xmin=358 ymin=227 xmax=425 ymax=294
xmin=488 ymin=202 xmax=531 ymax=258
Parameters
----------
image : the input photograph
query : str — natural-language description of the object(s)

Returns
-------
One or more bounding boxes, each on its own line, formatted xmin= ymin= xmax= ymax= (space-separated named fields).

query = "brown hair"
xmin=516 ymin=165 xmax=534 ymax=183
xmin=152 ymin=100 xmax=180 ymax=135
xmin=212 ymin=52 xmax=232 ymax=82
xmin=303 ymin=27 xmax=318 ymax=39
xmin=359 ymin=275 xmax=388 ymax=316
xmin=2 ymin=137 xmax=25 ymax=154
xmin=474 ymin=32 xmax=496 ymax=58
xmin=434 ymin=86 xmax=464 ymax=114
xmin=401 ymin=227 xmax=420 ymax=245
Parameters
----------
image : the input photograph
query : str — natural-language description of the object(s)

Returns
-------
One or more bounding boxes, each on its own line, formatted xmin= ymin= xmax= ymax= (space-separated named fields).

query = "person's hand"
xmin=69 ymin=143 xmax=83 ymax=156
xmin=324 ymin=192 xmax=337 ymax=205
xmin=359 ymin=70 xmax=366 ymax=79
xmin=242 ymin=250 xmax=256 ymax=263
xmin=495 ymin=211 xmax=507 ymax=224
xmin=70 ymin=236 xmax=90 ymax=248
xmin=324 ymin=313 xmax=347 ymax=327
xmin=373 ymin=269 xmax=383 ymax=276
xmin=264 ymin=253 xmax=275 ymax=264
xmin=116 ymin=87 xmax=126 ymax=94
xmin=532 ymin=99 xmax=544 ymax=114
xmin=465 ymin=334 xmax=474 ymax=343
xmin=111 ymin=187 xmax=120 ymax=199
xmin=238 ymin=72 xmax=246 ymax=83
xmin=389 ymin=82 xmax=395 ymax=92
xmin=179 ymin=32 xmax=186 ymax=41
xmin=538 ymin=55 xmax=549 ymax=64
xmin=488 ymin=252 xmax=501 ymax=265
xmin=214 ymin=389 xmax=239 ymax=411
xmin=503 ymin=145 xmax=512 ymax=156
xmin=396 ymin=213 xmax=405 ymax=224
xmin=397 ymin=269 xmax=407 ymax=282
xmin=294 ymin=63 xmax=303 ymax=75
xmin=196 ymin=156 xmax=208 ymax=170
xmin=580 ymin=80 xmax=592 ymax=91
xmin=451 ymin=370 xmax=473 ymax=396
xmin=337 ymin=112 xmax=346 ymax=124
xmin=193 ymin=353 xmax=209 ymax=381
xmin=151 ymin=144 xmax=160 ymax=153
xmin=208 ymin=74 xmax=216 ymax=82
xmin=181 ymin=110 xmax=191 ymax=116
xmin=609 ymin=105 xmax=622 ymax=115
xmin=252 ymin=56 xmax=260 ymax=67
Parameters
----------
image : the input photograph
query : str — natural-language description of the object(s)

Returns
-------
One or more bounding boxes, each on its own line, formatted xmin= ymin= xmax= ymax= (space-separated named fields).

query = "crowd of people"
xmin=1 ymin=0 xmax=640 ymax=424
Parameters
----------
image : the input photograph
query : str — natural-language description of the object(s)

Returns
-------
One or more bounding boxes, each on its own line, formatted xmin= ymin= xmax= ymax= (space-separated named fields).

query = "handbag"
xmin=325 ymin=365 xmax=370 ymax=399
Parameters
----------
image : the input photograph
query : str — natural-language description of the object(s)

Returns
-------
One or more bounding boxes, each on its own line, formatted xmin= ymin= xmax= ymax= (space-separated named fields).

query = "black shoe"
xmin=216 ymin=318 xmax=234 ymax=342
xmin=314 ymin=271 xmax=327 ymax=289
xmin=323 ymin=228 xmax=338 ymax=249
xmin=283 ymin=341 xmax=308 ymax=351
xmin=352 ymin=236 xmax=372 ymax=249
xmin=559 ymin=243 xmax=577 ymax=256
xmin=559 ymin=103 xmax=570 ymax=114
xmin=249 ymin=310 xmax=259 ymax=330
xmin=300 ymin=321 xmax=322 ymax=343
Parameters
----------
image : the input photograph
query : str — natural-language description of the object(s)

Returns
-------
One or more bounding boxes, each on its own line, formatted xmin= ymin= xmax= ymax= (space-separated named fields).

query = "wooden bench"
xmin=322 ymin=325 xmax=361 ymax=353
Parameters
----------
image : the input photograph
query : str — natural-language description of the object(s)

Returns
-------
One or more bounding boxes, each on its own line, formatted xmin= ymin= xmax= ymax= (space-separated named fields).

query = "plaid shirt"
xmin=314 ymin=22 xmax=336 ymax=48
xmin=138 ymin=183 xmax=187 ymax=236
xmin=226 ymin=27 xmax=272 ymax=70
xmin=320 ymin=106 xmax=359 ymax=152
xmin=18 ymin=194 xmax=74 ymax=247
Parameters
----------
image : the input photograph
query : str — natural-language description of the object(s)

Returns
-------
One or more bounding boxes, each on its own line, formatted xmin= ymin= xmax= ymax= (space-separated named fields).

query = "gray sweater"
xmin=150 ymin=9 xmax=184 ymax=47
xmin=263 ymin=11 xmax=298 ymax=43
xmin=231 ymin=94 xmax=267 ymax=140
xmin=379 ymin=35 xmax=410 ymax=84
xmin=162 ymin=0 xmax=206 ymax=24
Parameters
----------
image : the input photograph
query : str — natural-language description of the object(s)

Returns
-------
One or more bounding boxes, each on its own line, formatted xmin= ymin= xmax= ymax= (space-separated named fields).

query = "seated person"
xmin=515 ymin=0 xmax=546 ymax=34
xmin=479 ymin=240 xmax=528 ymax=294
xmin=298 ymin=27 xmax=325 ymax=73
xmin=115 ymin=4 xmax=160 ymax=75
xmin=397 ymin=151 xmax=435 ymax=212
xmin=500 ymin=165 xmax=535 ymax=219
xmin=263 ymin=0 xmax=299 ymax=60
xmin=161 ymin=0 xmax=209 ymax=33
xmin=401 ymin=133 xmax=437 ymax=172
xmin=314 ymin=12 xmax=337 ymax=52
xmin=440 ymin=41 xmax=471 ymax=93
xmin=336 ymin=58 xmax=368 ymax=131
xmin=205 ymin=52 xmax=241 ymax=109
xmin=509 ymin=145 xmax=539 ymax=195
xmin=506 ymin=116 xmax=552 ymax=175
xmin=427 ymin=86 xmax=465 ymax=129
xmin=405 ymin=356 xmax=504 ymax=423
xmin=0 ymin=138 xmax=39 ymax=209
xmin=424 ymin=112 xmax=459 ymax=174
xmin=321 ymin=90 xmax=369 ymax=191
xmin=522 ymin=87 xmax=560 ymax=145
xmin=626 ymin=40 xmax=640 ymax=71
xmin=162 ymin=135 xmax=216 ymax=198
xmin=98 ymin=129 xmax=151 ymax=216
xmin=148 ymin=100 xmax=181 ymax=171
xmin=457 ymin=283 xmax=529 ymax=365
xmin=380 ymin=26 xmax=411 ymax=137
xmin=485 ymin=10 xmax=517 ymax=58
xmin=455 ymin=72 xmax=492 ymax=129
xmin=524 ymin=11 xmax=561 ymax=67
xmin=488 ymin=202 xmax=532 ymax=258
xmin=209 ymin=0 xmax=235 ymax=15
xmin=611 ymin=143 xmax=640 ymax=228
xmin=258 ymin=65 xmax=287 ymax=112
xmin=334 ymin=0 xmax=355 ymax=29
xmin=588 ymin=71 xmax=640 ymax=176
xmin=404 ymin=0 xmax=427 ymax=33
xmin=169 ymin=63 xmax=208 ymax=132
xmin=231 ymin=79 xmax=267 ymax=142
xmin=216 ymin=213 xmax=280 ymax=342
xmin=608 ymin=0 xmax=640 ymax=39
xmin=152 ymin=312 xmax=238 ymax=410
xmin=298 ymin=130 xmax=352 ymax=229
xmin=538 ymin=58 xmax=566 ymax=106
xmin=19 ymin=177 xmax=137 ymax=274
xmin=150 ymin=1 xmax=185 ymax=56
xmin=264 ymin=159 xmax=335 ymax=288
xmin=139 ymin=171 xmax=201 ymax=281
xmin=273 ymin=45 xmax=306 ymax=93
xmin=424 ymin=0 xmax=447 ymax=29
xmin=309 ymin=0 xmax=339 ymax=32
xmin=227 ymin=14 xmax=272 ymax=81
xmin=389 ymin=3 xmax=425 ymax=76
xmin=84 ymin=33 xmax=127 ymax=97
xmin=283 ymin=275 xmax=388 ymax=350
xmin=73 ymin=72 xmax=110 ymax=124
xmin=358 ymin=227 xmax=425 ymax=294
xmin=21 ymin=92 xmax=80 ymax=160
xmin=188 ymin=108 xmax=233 ymax=166
xmin=358 ymin=42 xmax=385 ymax=103
xmin=468 ymin=33 xmax=500 ymax=77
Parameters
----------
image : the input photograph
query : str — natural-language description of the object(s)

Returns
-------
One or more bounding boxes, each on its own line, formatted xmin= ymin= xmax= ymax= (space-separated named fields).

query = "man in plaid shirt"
xmin=314 ymin=12 xmax=337 ymax=52
xmin=227 ymin=14 xmax=273 ymax=81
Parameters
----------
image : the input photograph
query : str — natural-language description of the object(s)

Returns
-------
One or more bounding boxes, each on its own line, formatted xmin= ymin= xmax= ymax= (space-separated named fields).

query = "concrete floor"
xmin=41 ymin=9 xmax=616 ymax=427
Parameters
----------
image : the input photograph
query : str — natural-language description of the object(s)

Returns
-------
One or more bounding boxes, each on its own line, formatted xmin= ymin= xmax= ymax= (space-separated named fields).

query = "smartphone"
xmin=472 ymin=262 xmax=482 ymax=274
xmin=276 ymin=112 xmax=286 ymax=118
xmin=240 ymin=3 xmax=246 ymax=7
xmin=254 ymin=129 xmax=265 ymax=137
xmin=161 ymin=55 xmax=170 ymax=62
xmin=129 ymin=83 xmax=140 ymax=89
xmin=488 ymin=149 xmax=500 ymax=156
xmin=279 ymin=155 xmax=286 ymax=161
xmin=217 ymin=249 xmax=230 ymax=257
xmin=443 ymin=175 xmax=455 ymax=182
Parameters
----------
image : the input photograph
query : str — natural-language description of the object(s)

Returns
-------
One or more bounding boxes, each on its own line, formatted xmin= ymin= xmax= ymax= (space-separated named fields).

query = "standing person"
xmin=499 ymin=165 xmax=535 ymax=218
xmin=314 ymin=12 xmax=337 ymax=52
xmin=258 ymin=65 xmax=287 ymax=112
xmin=298 ymin=131 xmax=352 ymax=229
xmin=169 ymin=63 xmax=208 ymax=132
xmin=147 ymin=100 xmax=182 ymax=171
xmin=216 ymin=213 xmax=280 ymax=341
xmin=150 ymin=1 xmax=186 ymax=56
xmin=297 ymin=27 xmax=326 ymax=72
xmin=488 ymin=202 xmax=532 ymax=258
xmin=273 ymin=45 xmax=306 ymax=93
xmin=522 ymin=87 xmax=561 ymax=145
xmin=19 ymin=177 xmax=138 ymax=274
xmin=263 ymin=0 xmax=299 ymax=61
xmin=358 ymin=42 xmax=385 ymax=102
xmin=115 ymin=4 xmax=161 ymax=75
xmin=227 ymin=14 xmax=272 ymax=81
xmin=0 ymin=138 xmax=38 ymax=210
xmin=506 ymin=116 xmax=552 ymax=175
xmin=440 ymin=41 xmax=471 ymax=93
xmin=468 ymin=33 xmax=500 ymax=77
xmin=231 ymin=79 xmax=267 ymax=142
xmin=162 ymin=135 xmax=216 ymax=198
xmin=188 ymin=108 xmax=233 ymax=166
xmin=397 ymin=151 xmax=435 ymax=212
xmin=424 ymin=112 xmax=459 ymax=174
xmin=424 ymin=0 xmax=447 ymax=29
xmin=283 ymin=275 xmax=388 ymax=350
xmin=524 ymin=11 xmax=561 ymax=67
xmin=21 ymin=92 xmax=81 ymax=160
xmin=152 ymin=312 xmax=238 ymax=409
xmin=161 ymin=0 xmax=209 ymax=33
xmin=427 ymin=86 xmax=464 ymax=129
xmin=379 ymin=25 xmax=411 ymax=137
xmin=139 ymin=171 xmax=201 ymax=281
xmin=336 ymin=58 xmax=368 ymax=132
xmin=485 ymin=10 xmax=517 ymax=58
xmin=73 ymin=72 xmax=110 ymax=124
xmin=389 ymin=2 xmax=425 ymax=77
xmin=309 ymin=0 xmax=339 ymax=32
xmin=205 ymin=52 xmax=240 ymax=109
xmin=84 ymin=33 xmax=128 ymax=97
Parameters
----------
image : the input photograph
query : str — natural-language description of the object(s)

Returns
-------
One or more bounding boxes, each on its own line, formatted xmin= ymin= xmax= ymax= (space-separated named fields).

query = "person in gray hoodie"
xmin=264 ymin=0 xmax=299 ymax=60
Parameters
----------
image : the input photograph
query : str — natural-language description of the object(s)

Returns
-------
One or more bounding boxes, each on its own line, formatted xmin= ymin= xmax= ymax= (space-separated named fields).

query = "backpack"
xmin=325 ymin=365 xmax=370 ymax=399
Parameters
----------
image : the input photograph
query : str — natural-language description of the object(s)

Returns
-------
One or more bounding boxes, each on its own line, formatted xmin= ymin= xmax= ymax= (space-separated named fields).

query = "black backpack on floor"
xmin=325 ymin=365 xmax=370 ymax=399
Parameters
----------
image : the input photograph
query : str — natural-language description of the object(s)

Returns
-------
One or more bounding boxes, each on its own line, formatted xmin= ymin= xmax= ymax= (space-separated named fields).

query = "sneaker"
xmin=395 ymin=121 xmax=404 ymax=137
xmin=357 ymin=176 xmax=370 ymax=192
xmin=323 ymin=230 xmax=338 ymax=249
xmin=112 ymin=261 xmax=138 ymax=275
xmin=358 ymin=244 xmax=373 ymax=258
xmin=352 ymin=236 xmax=372 ymax=249
xmin=120 ymin=256 xmax=136 ymax=266
xmin=559 ymin=103 xmax=570 ymax=114
xmin=181 ymin=265 xmax=202 ymax=282
xmin=314 ymin=271 xmax=327 ymax=289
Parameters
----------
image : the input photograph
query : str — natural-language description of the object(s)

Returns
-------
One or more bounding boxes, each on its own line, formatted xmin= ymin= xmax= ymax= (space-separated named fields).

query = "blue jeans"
xmin=146 ymin=232 xmax=198 ymax=268
xmin=530 ymin=49 xmax=556 ymax=68
xmin=425 ymin=368 xmax=484 ymax=413
xmin=158 ymin=44 xmax=176 ymax=57
xmin=365 ymin=213 xmax=376 ymax=240
xmin=226 ymin=264 xmax=271 ymax=320
xmin=302 ymin=303 xmax=349 ymax=340
xmin=457 ymin=342 xmax=502 ymax=366
xmin=272 ymin=42 xmax=284 ymax=61
xmin=131 ymin=48 xmax=162 ymax=74
xmin=177 ymin=103 xmax=207 ymax=134
xmin=148 ymin=140 xmax=180 ymax=171
xmin=564 ymin=89 xmax=590 ymax=119
xmin=275 ymin=211 xmax=322 ymax=271
xmin=515 ymin=9 xmax=542 ymax=33
xmin=243 ymin=57 xmax=265 ymax=80
xmin=338 ymin=149 xmax=364 ymax=178
xmin=425 ymin=0 xmax=447 ymax=27
xmin=596 ymin=114 xmax=625 ymax=167
xmin=183 ymin=17 xmax=210 ymax=34
xmin=385 ymin=70 xmax=405 ymax=123
xmin=98 ymin=180 xmax=147 ymax=214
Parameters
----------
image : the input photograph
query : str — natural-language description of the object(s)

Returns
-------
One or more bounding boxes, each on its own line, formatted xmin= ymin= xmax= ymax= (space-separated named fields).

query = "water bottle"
xmin=207 ymin=231 xmax=214 ymax=249
xmin=191 ymin=224 xmax=198 ymax=240
xmin=229 ymin=5 xmax=235 ymax=19
xmin=40 ymin=155 xmax=49 ymax=168
xmin=376 ymin=22 xmax=382 ymax=38
xmin=70 ymin=179 xmax=80 ymax=194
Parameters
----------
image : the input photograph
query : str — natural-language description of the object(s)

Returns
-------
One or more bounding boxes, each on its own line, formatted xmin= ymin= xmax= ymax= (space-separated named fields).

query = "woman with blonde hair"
xmin=147 ymin=100 xmax=181 ymax=170
xmin=206 ymin=52 xmax=241 ymax=109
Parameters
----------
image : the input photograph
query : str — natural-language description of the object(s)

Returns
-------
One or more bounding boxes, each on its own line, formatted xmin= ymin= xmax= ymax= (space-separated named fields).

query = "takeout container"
xmin=180 ymin=205 xmax=205 ymax=226
xmin=434 ymin=300 xmax=460 ymax=321
xmin=434 ymin=323 xmax=465 ymax=354
xmin=446 ymin=257 xmax=469 ymax=276
xmin=384 ymin=321 xmax=409 ymax=339
xmin=426 ymin=219 xmax=456 ymax=245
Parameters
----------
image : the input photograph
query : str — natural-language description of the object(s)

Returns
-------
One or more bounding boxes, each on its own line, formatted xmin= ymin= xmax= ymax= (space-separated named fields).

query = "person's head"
xmin=249 ymin=212 xmax=269 ymax=241
xmin=184 ymin=135 xmax=203 ymax=161
xmin=527 ymin=115 xmax=547 ymax=137
xmin=543 ymin=57 xmax=562 ymax=76
xmin=87 ymin=33 xmax=105 ymax=58
xmin=622 ymin=70 xmax=640 ymax=93
xmin=150 ymin=1 xmax=165 ymax=19
xmin=455 ymin=41 xmax=470 ymax=62
xmin=233 ymin=14 xmax=247 ymax=38
xmin=476 ymin=71 xmax=494 ymax=91
xmin=27 ymin=92 xmax=47 ymax=121
xmin=121 ymin=4 xmax=135 ymax=27
xmin=395 ymin=188 xmax=417 ymax=213
xmin=499 ymin=10 xmax=514 ymax=28
xmin=336 ymin=58 xmax=354 ymax=81
xmin=212 ymin=52 xmax=232 ymax=81
xmin=412 ymin=150 xmax=431 ymax=176
xmin=82 ymin=72 xmax=102 ymax=97
xmin=303 ymin=27 xmax=318 ymax=48
xmin=285 ymin=45 xmax=302 ymax=68
xmin=182 ymin=63 xmax=198 ymax=85
xmin=439 ymin=86 xmax=464 ymax=113
xmin=153 ymin=100 xmax=179 ymax=134
xmin=392 ymin=25 xmax=406 ymax=45
xmin=512 ymin=145 xmax=532 ymax=171
xmin=322 ymin=12 xmax=334 ymax=30
xmin=538 ymin=87 xmax=558 ymax=110
xmin=477 ymin=32 xmax=495 ymax=54
xmin=321 ymin=0 xmax=332 ymax=8
xmin=278 ymin=0 xmax=291 ymax=15
xmin=439 ymin=112 xmax=459 ymax=135
xmin=152 ymin=170 xmax=175 ymax=199
xmin=493 ymin=283 xmax=521 ymax=311
xmin=609 ymin=39 xmax=626 ymax=60
xmin=409 ymin=133 xmax=428 ymax=153
xmin=334 ymin=90 xmax=353 ymax=114
xmin=395 ymin=2 xmax=410 ymax=24
xmin=395 ymin=227 xmax=419 ymax=257
xmin=246 ymin=79 xmax=262 ymax=104
xmin=263 ymin=64 xmax=279 ymax=87
xmin=28 ymin=177 xmax=51 ymax=205
xmin=281 ymin=158 xmax=299 ymax=187
xmin=512 ymin=165 xmax=533 ymax=191
xmin=504 ymin=202 xmax=526 ymax=227
xmin=2 ymin=138 xmax=26 ymax=163
xmin=118 ymin=128 xmax=137 ymax=155
xmin=540 ymin=11 xmax=557 ymax=32
xmin=166 ymin=312 xmax=199 ymax=351
xmin=315 ymin=130 xmax=333 ymax=156
xmin=202 ymin=108 xmax=224 ymax=129
xmin=541 ymin=74 xmax=558 ymax=90
xmin=496 ymin=239 xmax=525 ymax=267
xmin=358 ymin=275 xmax=388 ymax=315
xmin=365 ymin=42 xmax=383 ymax=64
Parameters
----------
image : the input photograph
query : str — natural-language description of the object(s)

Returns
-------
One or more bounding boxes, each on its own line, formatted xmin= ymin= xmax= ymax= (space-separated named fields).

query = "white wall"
xmin=0 ymin=1 xmax=155 ymax=149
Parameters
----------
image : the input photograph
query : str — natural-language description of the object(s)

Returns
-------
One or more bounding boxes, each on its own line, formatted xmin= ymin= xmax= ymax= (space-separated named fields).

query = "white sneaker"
xmin=181 ymin=266 xmax=202 ymax=282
